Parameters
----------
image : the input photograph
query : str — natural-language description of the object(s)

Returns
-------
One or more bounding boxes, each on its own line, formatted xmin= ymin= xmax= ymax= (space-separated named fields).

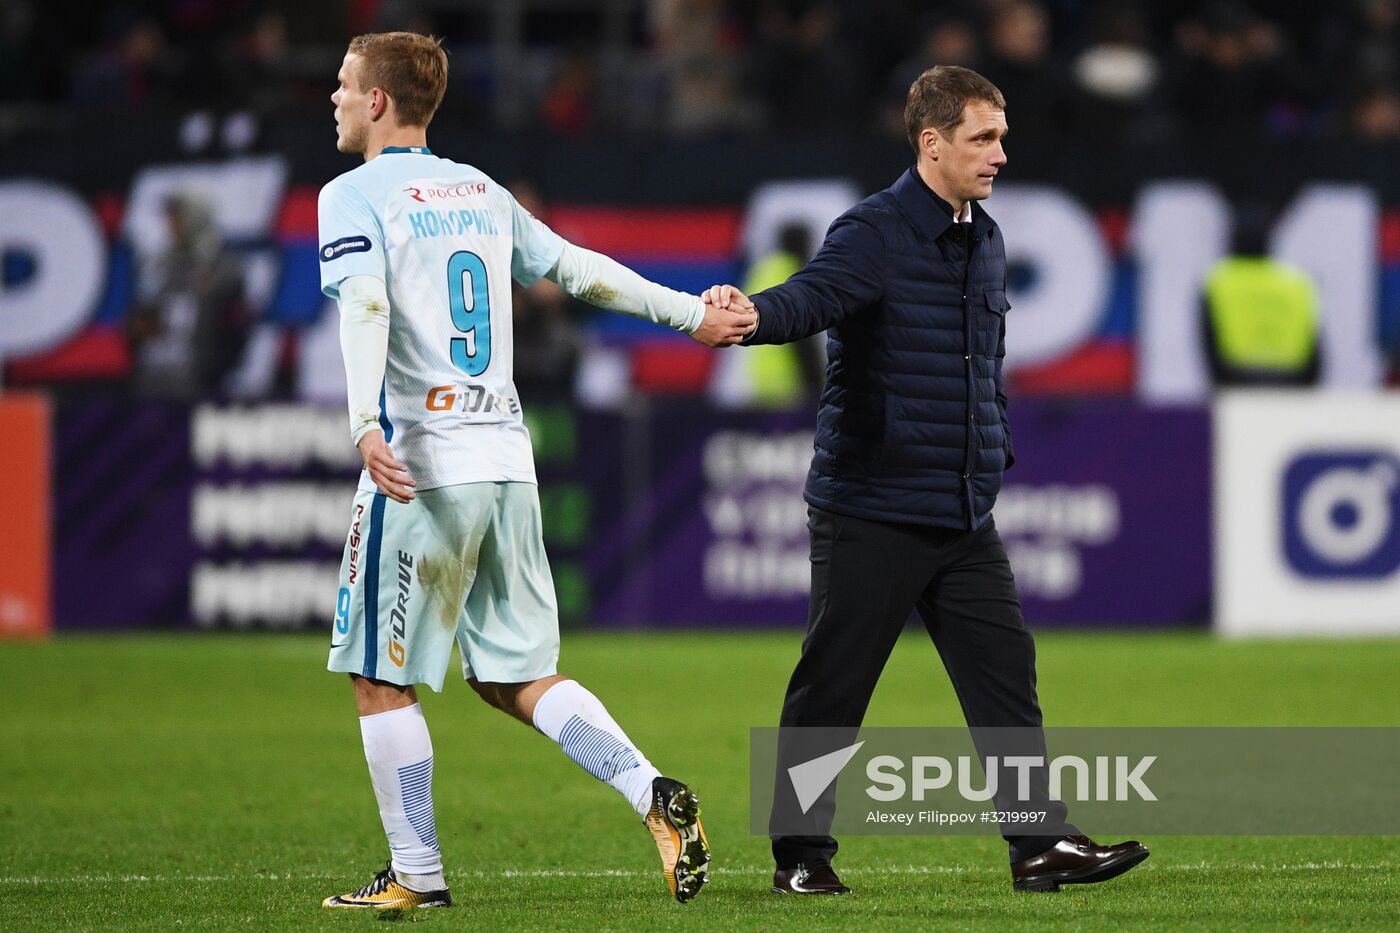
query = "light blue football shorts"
xmin=327 ymin=481 xmax=560 ymax=691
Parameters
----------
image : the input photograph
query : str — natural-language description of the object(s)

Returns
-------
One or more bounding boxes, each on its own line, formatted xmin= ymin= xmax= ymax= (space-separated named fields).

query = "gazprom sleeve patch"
xmin=320 ymin=236 xmax=372 ymax=262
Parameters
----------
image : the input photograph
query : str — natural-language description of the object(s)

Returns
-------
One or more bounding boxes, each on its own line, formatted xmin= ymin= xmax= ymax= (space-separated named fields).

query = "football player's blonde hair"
xmin=346 ymin=32 xmax=449 ymax=127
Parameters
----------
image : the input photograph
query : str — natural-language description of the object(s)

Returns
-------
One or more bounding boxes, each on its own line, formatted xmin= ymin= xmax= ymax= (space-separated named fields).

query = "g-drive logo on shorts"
xmin=1283 ymin=451 xmax=1400 ymax=579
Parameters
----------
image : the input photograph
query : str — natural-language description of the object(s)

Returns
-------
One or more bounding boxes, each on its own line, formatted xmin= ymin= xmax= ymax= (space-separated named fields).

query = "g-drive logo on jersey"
xmin=320 ymin=235 xmax=372 ymax=262
xmin=1283 ymin=451 xmax=1400 ymax=579
xmin=425 ymin=384 xmax=521 ymax=417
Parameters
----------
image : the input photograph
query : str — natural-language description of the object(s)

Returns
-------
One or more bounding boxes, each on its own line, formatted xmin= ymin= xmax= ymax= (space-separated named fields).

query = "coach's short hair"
xmin=347 ymin=32 xmax=449 ymax=127
xmin=904 ymin=65 xmax=1005 ymax=152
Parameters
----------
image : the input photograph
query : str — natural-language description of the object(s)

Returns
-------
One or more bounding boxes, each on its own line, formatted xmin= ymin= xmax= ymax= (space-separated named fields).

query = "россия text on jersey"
xmin=408 ymin=208 xmax=501 ymax=239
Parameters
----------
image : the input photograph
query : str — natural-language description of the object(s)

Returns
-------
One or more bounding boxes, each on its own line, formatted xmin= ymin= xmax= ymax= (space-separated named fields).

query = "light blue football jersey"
xmin=318 ymin=147 xmax=565 ymax=491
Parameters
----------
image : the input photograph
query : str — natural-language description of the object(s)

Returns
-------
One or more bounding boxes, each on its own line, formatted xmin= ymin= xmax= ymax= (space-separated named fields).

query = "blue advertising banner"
xmin=589 ymin=401 xmax=1211 ymax=628
xmin=51 ymin=400 xmax=618 ymax=631
xmin=51 ymin=400 xmax=1210 ymax=631
xmin=53 ymin=400 xmax=193 ymax=629
xmin=995 ymin=402 xmax=1211 ymax=625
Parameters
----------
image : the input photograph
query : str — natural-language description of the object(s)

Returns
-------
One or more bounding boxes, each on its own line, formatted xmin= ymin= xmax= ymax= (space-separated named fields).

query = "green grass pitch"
xmin=4 ymin=630 xmax=1399 ymax=930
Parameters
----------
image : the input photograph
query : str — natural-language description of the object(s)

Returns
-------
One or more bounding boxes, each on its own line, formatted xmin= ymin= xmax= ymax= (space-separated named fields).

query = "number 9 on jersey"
xmin=448 ymin=250 xmax=492 ymax=376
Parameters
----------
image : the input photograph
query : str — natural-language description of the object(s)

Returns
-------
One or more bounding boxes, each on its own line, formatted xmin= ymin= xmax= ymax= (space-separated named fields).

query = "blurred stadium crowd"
xmin=3 ymin=0 xmax=1399 ymax=142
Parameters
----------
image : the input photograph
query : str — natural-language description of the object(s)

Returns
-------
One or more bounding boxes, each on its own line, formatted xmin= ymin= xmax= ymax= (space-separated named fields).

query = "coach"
xmin=706 ymin=66 xmax=1149 ymax=895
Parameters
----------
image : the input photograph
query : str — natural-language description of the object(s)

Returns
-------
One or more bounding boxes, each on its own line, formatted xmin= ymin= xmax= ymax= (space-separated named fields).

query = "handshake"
xmin=690 ymin=285 xmax=757 ymax=348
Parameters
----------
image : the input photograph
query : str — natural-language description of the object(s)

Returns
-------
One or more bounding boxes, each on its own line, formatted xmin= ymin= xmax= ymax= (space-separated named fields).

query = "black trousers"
xmin=770 ymin=505 xmax=1075 ymax=867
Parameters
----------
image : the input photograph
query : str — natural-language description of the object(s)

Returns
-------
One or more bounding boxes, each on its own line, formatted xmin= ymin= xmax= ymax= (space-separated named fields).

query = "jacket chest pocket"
xmin=978 ymin=289 xmax=1010 ymax=357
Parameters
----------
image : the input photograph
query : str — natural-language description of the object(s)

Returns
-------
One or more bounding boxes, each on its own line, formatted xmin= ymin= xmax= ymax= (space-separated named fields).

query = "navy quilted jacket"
xmin=747 ymin=167 xmax=1014 ymax=529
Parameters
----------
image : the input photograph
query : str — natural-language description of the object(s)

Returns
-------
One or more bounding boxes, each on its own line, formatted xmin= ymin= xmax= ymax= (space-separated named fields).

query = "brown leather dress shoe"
xmin=1011 ymin=835 xmax=1149 ymax=892
xmin=772 ymin=859 xmax=851 ymax=895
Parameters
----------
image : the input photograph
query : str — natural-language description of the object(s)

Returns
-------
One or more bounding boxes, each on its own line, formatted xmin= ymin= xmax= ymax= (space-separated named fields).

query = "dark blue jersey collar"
xmin=381 ymin=146 xmax=432 ymax=155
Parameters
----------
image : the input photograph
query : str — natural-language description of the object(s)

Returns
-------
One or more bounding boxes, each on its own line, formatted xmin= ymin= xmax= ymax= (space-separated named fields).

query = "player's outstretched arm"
xmin=544 ymin=243 xmax=755 ymax=347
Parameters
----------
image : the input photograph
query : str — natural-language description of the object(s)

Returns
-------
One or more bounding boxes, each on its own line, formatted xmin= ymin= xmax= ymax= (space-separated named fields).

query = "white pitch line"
xmin=2 ymin=862 xmax=1393 ymax=885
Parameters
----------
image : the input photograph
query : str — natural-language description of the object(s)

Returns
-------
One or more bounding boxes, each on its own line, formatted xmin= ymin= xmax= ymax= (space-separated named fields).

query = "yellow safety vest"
xmin=1204 ymin=257 xmax=1319 ymax=372
xmin=742 ymin=253 xmax=807 ymax=408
